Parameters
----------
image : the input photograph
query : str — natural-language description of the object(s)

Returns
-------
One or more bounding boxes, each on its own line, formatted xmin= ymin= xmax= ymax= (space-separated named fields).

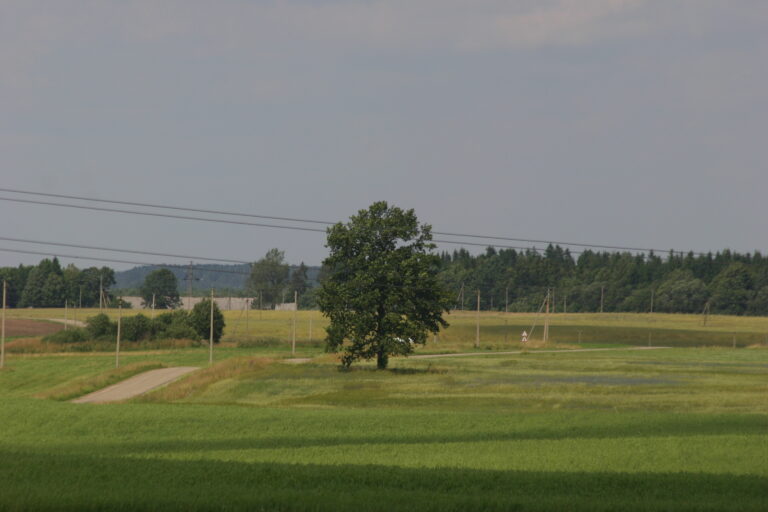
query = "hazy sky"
xmin=1 ymin=1 xmax=766 ymax=270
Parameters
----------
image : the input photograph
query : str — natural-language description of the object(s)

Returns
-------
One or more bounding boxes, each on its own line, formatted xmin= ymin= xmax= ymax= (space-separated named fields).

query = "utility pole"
xmin=461 ymin=283 xmax=465 ymax=311
xmin=1 ymin=280 xmax=6 ymax=369
xmin=600 ymin=286 xmax=605 ymax=313
xmin=245 ymin=297 xmax=250 ymax=336
xmin=64 ymin=300 xmax=68 ymax=331
xmin=186 ymin=262 xmax=194 ymax=310
xmin=650 ymin=288 xmax=655 ymax=314
xmin=209 ymin=289 xmax=214 ymax=365
xmin=543 ymin=289 xmax=550 ymax=343
xmin=115 ymin=298 xmax=122 ymax=368
xmin=563 ymin=294 xmax=567 ymax=314
xmin=504 ymin=286 xmax=509 ymax=344
xmin=259 ymin=291 xmax=263 ymax=320
xmin=291 ymin=291 xmax=297 ymax=356
xmin=99 ymin=275 xmax=103 ymax=311
xmin=702 ymin=301 xmax=710 ymax=327
xmin=475 ymin=290 xmax=480 ymax=348
xmin=151 ymin=293 xmax=156 ymax=319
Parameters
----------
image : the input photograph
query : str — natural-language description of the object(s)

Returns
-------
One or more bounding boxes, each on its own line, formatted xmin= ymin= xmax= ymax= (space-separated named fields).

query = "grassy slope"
xmin=1 ymin=345 xmax=767 ymax=511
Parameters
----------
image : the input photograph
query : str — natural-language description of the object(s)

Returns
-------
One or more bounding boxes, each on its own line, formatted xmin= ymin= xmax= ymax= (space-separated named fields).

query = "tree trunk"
xmin=376 ymin=350 xmax=388 ymax=369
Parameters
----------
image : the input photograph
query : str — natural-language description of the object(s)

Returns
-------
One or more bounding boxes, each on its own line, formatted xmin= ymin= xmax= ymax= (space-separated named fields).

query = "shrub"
xmin=121 ymin=314 xmax=152 ymax=342
xmin=189 ymin=299 xmax=225 ymax=343
xmin=44 ymin=328 xmax=88 ymax=344
xmin=237 ymin=336 xmax=282 ymax=348
xmin=86 ymin=313 xmax=115 ymax=339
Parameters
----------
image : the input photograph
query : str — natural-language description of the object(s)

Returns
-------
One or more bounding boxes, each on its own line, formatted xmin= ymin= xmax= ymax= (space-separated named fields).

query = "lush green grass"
xmin=1 ymin=345 xmax=767 ymax=510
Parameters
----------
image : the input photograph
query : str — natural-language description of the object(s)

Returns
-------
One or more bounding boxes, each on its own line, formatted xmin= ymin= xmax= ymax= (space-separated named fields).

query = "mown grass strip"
xmin=138 ymin=356 xmax=273 ymax=402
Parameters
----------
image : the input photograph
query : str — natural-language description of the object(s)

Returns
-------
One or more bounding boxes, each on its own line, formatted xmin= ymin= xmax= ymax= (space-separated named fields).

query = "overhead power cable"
xmin=0 ymin=196 xmax=327 ymax=233
xmin=0 ymin=187 xmax=334 ymax=225
xmin=0 ymin=247 xmax=251 ymax=276
xmin=0 ymin=187 xmax=704 ymax=255
xmin=0 ymin=236 xmax=253 ymax=265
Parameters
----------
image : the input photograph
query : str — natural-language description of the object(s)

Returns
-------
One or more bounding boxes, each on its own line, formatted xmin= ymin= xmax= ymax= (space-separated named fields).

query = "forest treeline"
xmin=439 ymin=246 xmax=768 ymax=315
xmin=0 ymin=258 xmax=116 ymax=308
xmin=3 ymin=245 xmax=768 ymax=316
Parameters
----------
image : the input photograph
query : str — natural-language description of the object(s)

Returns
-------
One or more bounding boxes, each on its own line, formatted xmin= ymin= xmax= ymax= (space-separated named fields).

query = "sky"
xmin=1 ymin=0 xmax=766 ymax=270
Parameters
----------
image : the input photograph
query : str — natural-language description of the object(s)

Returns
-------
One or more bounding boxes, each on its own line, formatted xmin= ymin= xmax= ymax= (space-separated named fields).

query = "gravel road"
xmin=72 ymin=367 xmax=198 ymax=404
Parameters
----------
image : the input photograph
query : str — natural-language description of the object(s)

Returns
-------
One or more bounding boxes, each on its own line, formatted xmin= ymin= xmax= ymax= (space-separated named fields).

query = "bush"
xmin=86 ymin=313 xmax=115 ymax=339
xmin=44 ymin=328 xmax=88 ymax=344
xmin=189 ymin=299 xmax=225 ymax=343
xmin=121 ymin=314 xmax=152 ymax=342
xmin=151 ymin=311 xmax=200 ymax=340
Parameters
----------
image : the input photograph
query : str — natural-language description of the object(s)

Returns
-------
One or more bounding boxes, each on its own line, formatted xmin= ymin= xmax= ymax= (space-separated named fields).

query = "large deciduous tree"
xmin=140 ymin=268 xmax=182 ymax=309
xmin=246 ymin=249 xmax=290 ymax=308
xmin=318 ymin=201 xmax=451 ymax=369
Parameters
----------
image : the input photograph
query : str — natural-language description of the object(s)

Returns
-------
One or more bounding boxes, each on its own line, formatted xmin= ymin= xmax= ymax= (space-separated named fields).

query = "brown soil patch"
xmin=2 ymin=319 xmax=63 ymax=337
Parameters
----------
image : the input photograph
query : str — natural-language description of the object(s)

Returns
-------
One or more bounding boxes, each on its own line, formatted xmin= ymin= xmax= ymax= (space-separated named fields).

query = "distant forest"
xmin=440 ymin=246 xmax=768 ymax=315
xmin=2 ymin=246 xmax=767 ymax=315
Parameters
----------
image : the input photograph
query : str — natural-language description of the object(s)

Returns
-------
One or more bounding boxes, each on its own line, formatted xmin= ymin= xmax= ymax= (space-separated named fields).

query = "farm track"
xmin=71 ymin=367 xmax=199 ymax=404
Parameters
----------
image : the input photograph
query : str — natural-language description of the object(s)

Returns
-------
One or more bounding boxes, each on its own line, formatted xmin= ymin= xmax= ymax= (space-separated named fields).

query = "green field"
xmin=1 ymin=311 xmax=767 ymax=510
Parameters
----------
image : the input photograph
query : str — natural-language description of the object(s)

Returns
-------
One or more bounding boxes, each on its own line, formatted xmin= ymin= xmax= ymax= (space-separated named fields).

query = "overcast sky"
xmin=1 ymin=1 xmax=766 ymax=270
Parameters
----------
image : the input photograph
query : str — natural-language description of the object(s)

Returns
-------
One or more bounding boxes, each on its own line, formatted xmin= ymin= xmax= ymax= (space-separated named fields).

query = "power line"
xmin=0 ymin=197 xmax=570 ymax=255
xmin=0 ymin=187 xmax=334 ymax=225
xmin=0 ymin=187 xmax=705 ymax=255
xmin=0 ymin=236 xmax=253 ymax=265
xmin=0 ymin=247 xmax=251 ymax=276
xmin=0 ymin=196 xmax=327 ymax=234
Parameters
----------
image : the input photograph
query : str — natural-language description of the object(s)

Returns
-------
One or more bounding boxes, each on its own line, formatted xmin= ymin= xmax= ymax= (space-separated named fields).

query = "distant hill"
xmin=114 ymin=263 xmax=321 ymax=294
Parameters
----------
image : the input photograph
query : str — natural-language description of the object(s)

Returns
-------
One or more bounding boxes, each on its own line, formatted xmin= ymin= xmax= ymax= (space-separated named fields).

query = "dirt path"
xmin=71 ymin=367 xmax=198 ymax=404
xmin=412 ymin=346 xmax=671 ymax=359
xmin=46 ymin=318 xmax=87 ymax=328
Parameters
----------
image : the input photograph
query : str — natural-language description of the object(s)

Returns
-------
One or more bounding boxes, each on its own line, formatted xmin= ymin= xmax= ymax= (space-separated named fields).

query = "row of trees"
xmin=439 ymin=246 xmax=768 ymax=315
xmin=46 ymin=299 xmax=225 ymax=344
xmin=0 ymin=258 xmax=115 ymax=308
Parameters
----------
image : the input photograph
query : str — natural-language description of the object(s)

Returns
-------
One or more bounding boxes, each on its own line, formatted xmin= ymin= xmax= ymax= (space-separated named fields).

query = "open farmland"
xmin=0 ymin=309 xmax=767 ymax=511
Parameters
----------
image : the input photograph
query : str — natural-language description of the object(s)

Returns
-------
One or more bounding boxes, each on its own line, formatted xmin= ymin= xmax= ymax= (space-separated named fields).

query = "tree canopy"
xmin=246 ymin=249 xmax=290 ymax=308
xmin=318 ymin=202 xmax=451 ymax=369
xmin=140 ymin=268 xmax=182 ymax=309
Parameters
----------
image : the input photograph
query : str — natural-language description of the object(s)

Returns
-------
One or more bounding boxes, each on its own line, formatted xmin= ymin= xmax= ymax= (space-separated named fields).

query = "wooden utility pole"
xmin=543 ymin=290 xmax=550 ymax=343
xmin=600 ymin=286 xmax=605 ymax=313
xmin=245 ymin=298 xmax=250 ymax=335
xmin=504 ymin=286 xmax=509 ymax=344
xmin=291 ymin=291 xmax=297 ymax=356
xmin=259 ymin=291 xmax=263 ymax=320
xmin=1 ymin=280 xmax=6 ymax=369
xmin=115 ymin=299 xmax=122 ymax=368
xmin=186 ymin=262 xmax=194 ymax=310
xmin=650 ymin=289 xmax=655 ymax=314
xmin=151 ymin=293 xmax=156 ymax=319
xmin=563 ymin=295 xmax=567 ymax=314
xmin=475 ymin=290 xmax=480 ymax=348
xmin=209 ymin=289 xmax=214 ymax=365
xmin=64 ymin=300 xmax=68 ymax=331
xmin=99 ymin=275 xmax=104 ymax=311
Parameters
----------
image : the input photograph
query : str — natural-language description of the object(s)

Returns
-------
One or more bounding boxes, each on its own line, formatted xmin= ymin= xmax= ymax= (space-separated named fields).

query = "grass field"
xmin=1 ymin=310 xmax=767 ymax=510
